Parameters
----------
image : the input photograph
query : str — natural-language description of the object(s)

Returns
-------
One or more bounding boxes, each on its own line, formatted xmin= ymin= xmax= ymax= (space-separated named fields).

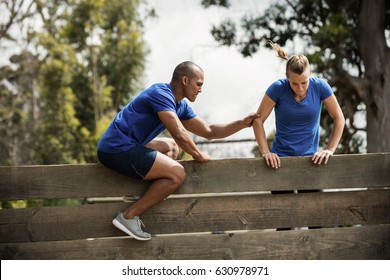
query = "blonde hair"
xmin=269 ymin=40 xmax=310 ymax=76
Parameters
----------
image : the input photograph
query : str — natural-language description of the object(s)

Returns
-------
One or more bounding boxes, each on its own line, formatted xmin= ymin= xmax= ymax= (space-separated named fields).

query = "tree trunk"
xmin=358 ymin=0 xmax=390 ymax=152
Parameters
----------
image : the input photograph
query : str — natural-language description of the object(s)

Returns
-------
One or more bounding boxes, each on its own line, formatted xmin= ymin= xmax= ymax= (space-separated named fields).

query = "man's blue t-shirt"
xmin=266 ymin=77 xmax=332 ymax=156
xmin=97 ymin=83 xmax=196 ymax=153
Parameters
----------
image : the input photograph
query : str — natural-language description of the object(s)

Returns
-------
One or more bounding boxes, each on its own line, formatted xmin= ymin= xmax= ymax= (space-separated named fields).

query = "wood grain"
xmin=1 ymin=224 xmax=389 ymax=260
xmin=1 ymin=153 xmax=389 ymax=260
xmin=1 ymin=189 xmax=389 ymax=243
xmin=1 ymin=153 xmax=389 ymax=200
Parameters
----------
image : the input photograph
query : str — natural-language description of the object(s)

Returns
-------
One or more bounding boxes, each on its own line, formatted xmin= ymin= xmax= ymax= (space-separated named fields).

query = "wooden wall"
xmin=1 ymin=153 xmax=389 ymax=259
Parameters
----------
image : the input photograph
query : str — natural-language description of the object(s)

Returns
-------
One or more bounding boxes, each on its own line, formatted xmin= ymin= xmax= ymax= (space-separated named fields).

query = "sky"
xmin=142 ymin=0 xmax=285 ymax=157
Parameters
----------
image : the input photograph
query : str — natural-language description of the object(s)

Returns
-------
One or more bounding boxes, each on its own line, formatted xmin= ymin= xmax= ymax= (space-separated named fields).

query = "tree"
xmin=201 ymin=0 xmax=390 ymax=153
xmin=0 ymin=0 xmax=41 ymax=165
xmin=0 ymin=0 xmax=35 ymax=42
xmin=34 ymin=0 xmax=148 ymax=164
xmin=0 ymin=0 xmax=149 ymax=165
xmin=0 ymin=51 xmax=40 ymax=165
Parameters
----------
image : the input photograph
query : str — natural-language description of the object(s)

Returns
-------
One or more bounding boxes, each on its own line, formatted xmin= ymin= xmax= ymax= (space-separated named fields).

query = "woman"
xmin=253 ymin=42 xmax=345 ymax=169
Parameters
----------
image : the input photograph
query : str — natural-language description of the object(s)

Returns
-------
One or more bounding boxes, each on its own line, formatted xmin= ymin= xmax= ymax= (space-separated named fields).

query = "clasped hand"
xmin=242 ymin=113 xmax=260 ymax=127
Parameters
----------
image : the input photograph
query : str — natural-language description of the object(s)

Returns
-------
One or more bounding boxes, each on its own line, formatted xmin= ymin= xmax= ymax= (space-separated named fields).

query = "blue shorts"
xmin=97 ymin=146 xmax=157 ymax=180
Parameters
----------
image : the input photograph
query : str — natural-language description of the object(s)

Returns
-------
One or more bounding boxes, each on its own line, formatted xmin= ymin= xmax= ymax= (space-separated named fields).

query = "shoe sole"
xmin=112 ymin=219 xmax=151 ymax=241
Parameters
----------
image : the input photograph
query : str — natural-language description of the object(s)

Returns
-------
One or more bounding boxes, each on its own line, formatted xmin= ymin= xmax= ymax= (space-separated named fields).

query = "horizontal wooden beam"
xmin=1 ymin=224 xmax=389 ymax=260
xmin=1 ymin=189 xmax=389 ymax=242
xmin=0 ymin=153 xmax=389 ymax=200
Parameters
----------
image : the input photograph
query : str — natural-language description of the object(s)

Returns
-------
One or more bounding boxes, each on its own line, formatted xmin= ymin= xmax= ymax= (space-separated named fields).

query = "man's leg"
xmin=122 ymin=137 xmax=184 ymax=219
xmin=112 ymin=138 xmax=184 ymax=240
xmin=122 ymin=152 xmax=185 ymax=219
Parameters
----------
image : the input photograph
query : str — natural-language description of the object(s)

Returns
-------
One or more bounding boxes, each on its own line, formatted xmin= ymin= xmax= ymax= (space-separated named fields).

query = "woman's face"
xmin=287 ymin=68 xmax=311 ymax=97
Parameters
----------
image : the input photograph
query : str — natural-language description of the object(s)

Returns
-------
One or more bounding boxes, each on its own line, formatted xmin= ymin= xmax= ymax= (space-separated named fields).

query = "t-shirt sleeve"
xmin=318 ymin=78 xmax=333 ymax=100
xmin=179 ymin=101 xmax=196 ymax=120
xmin=148 ymin=88 xmax=176 ymax=113
xmin=147 ymin=86 xmax=196 ymax=120
xmin=265 ymin=79 xmax=284 ymax=103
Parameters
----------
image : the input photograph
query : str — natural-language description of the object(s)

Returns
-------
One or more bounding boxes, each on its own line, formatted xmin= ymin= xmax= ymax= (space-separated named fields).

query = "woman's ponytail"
xmin=269 ymin=40 xmax=289 ymax=60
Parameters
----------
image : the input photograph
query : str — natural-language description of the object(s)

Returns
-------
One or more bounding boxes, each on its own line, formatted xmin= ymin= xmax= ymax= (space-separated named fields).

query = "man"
xmin=97 ymin=61 xmax=259 ymax=240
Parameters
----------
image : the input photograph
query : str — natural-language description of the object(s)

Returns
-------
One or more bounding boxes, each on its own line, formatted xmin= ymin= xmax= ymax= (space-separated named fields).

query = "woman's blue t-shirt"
xmin=97 ymin=83 xmax=196 ymax=153
xmin=266 ymin=77 xmax=332 ymax=156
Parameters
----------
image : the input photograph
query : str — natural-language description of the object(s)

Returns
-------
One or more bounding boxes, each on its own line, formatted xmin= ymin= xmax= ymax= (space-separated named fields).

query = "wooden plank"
xmin=0 ymin=163 xmax=149 ymax=201
xmin=1 ymin=153 xmax=389 ymax=200
xmin=1 ymin=224 xmax=389 ymax=260
xmin=182 ymin=153 xmax=390 ymax=193
xmin=1 ymin=189 xmax=389 ymax=243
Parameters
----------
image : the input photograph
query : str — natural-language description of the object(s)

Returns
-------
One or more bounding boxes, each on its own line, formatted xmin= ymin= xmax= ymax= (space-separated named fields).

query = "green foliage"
xmin=0 ymin=0 xmax=148 ymax=165
xmin=99 ymin=0 xmax=147 ymax=109
xmin=211 ymin=19 xmax=236 ymax=46
xmin=34 ymin=34 xmax=82 ymax=164
xmin=0 ymin=50 xmax=41 ymax=165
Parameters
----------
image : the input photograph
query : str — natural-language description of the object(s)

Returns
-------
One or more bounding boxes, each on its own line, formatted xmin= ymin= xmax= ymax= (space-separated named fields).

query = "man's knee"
xmin=171 ymin=165 xmax=186 ymax=188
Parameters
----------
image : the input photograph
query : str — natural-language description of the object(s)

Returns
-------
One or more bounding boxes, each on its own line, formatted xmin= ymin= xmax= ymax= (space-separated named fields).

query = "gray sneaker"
xmin=112 ymin=212 xmax=151 ymax=241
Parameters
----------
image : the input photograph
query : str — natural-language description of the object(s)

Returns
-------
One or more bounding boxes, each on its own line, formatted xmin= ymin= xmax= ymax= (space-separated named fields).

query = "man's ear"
xmin=182 ymin=76 xmax=188 ymax=85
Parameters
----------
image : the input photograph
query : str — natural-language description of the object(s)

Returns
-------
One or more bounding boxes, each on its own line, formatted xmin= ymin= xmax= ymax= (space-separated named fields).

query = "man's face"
xmin=184 ymin=70 xmax=204 ymax=102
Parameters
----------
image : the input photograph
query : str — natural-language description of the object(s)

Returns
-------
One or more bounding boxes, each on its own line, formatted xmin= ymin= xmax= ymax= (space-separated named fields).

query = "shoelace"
xmin=136 ymin=217 xmax=147 ymax=231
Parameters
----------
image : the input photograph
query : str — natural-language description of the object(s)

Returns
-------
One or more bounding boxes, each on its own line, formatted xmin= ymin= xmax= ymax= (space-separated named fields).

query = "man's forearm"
xmin=208 ymin=120 xmax=246 ymax=139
